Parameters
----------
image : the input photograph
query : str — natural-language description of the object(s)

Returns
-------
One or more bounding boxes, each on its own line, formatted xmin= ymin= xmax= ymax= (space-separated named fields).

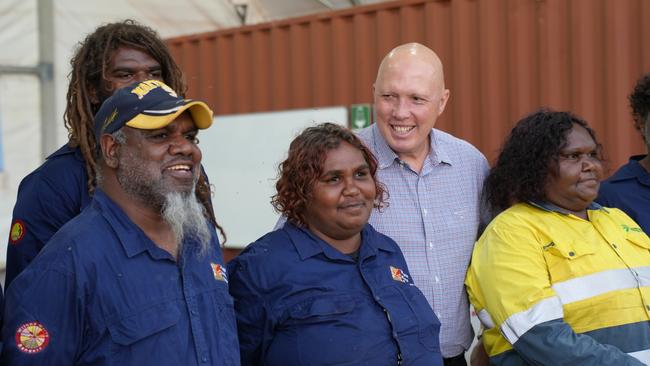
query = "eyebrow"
xmin=110 ymin=65 xmax=162 ymax=72
xmin=321 ymin=163 xmax=370 ymax=175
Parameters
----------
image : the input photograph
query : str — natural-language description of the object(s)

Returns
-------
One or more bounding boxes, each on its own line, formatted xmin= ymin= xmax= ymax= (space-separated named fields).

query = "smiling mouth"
xmin=339 ymin=201 xmax=367 ymax=210
xmin=165 ymin=164 xmax=192 ymax=172
xmin=391 ymin=125 xmax=415 ymax=135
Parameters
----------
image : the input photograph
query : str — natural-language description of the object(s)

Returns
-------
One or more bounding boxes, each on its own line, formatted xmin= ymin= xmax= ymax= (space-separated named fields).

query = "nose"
xmin=581 ymin=155 xmax=600 ymax=173
xmin=168 ymin=135 xmax=195 ymax=157
xmin=342 ymin=176 xmax=360 ymax=196
xmin=392 ymin=98 xmax=410 ymax=120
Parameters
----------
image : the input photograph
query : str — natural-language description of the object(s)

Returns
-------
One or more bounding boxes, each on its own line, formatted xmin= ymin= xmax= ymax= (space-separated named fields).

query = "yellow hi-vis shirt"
xmin=466 ymin=202 xmax=650 ymax=365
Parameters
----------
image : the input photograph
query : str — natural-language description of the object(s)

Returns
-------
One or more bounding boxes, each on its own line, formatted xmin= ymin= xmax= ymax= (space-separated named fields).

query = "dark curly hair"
xmin=484 ymin=109 xmax=600 ymax=213
xmin=271 ymin=123 xmax=387 ymax=226
xmin=629 ymin=73 xmax=650 ymax=142
xmin=65 ymin=20 xmax=225 ymax=240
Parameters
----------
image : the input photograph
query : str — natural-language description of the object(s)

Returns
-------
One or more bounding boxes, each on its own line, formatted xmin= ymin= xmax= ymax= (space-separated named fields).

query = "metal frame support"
xmin=0 ymin=0 xmax=57 ymax=160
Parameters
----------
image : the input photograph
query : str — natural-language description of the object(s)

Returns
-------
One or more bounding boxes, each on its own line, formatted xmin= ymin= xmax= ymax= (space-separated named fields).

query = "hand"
xmin=470 ymin=340 xmax=489 ymax=366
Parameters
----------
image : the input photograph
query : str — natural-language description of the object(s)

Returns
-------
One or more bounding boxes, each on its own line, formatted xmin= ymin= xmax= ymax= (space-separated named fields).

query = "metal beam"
xmin=38 ymin=0 xmax=56 ymax=159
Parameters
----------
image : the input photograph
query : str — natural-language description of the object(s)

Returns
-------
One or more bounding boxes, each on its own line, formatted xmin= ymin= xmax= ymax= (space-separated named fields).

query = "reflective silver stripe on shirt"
xmin=478 ymin=309 xmax=495 ymax=328
xmin=552 ymin=266 xmax=650 ymax=305
xmin=629 ymin=349 xmax=650 ymax=364
xmin=501 ymin=296 xmax=563 ymax=344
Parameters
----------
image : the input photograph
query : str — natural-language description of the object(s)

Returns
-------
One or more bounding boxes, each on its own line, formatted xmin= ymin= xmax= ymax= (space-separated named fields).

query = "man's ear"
xmin=100 ymin=134 xmax=120 ymax=168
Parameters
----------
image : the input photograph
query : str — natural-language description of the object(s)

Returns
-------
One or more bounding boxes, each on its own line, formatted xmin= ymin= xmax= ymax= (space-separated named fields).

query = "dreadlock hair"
xmin=66 ymin=20 xmax=226 ymax=242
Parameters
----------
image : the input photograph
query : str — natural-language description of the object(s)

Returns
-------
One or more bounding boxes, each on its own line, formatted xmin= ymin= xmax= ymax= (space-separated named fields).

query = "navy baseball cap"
xmin=94 ymin=79 xmax=213 ymax=144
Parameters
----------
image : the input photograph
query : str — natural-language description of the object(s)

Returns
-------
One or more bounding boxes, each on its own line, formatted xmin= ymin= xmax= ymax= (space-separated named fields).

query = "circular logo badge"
xmin=15 ymin=322 xmax=50 ymax=354
xmin=9 ymin=220 xmax=26 ymax=245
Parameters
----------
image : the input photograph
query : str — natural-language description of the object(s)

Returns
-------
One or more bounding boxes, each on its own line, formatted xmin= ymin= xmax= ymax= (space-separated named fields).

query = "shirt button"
xmin=612 ymin=243 xmax=618 ymax=249
xmin=191 ymin=309 xmax=198 ymax=316
xmin=568 ymin=251 xmax=575 ymax=257
xmin=428 ymin=242 xmax=434 ymax=249
xmin=201 ymin=355 xmax=208 ymax=363
xmin=646 ymin=305 xmax=650 ymax=311
xmin=435 ymin=276 xmax=440 ymax=283
xmin=375 ymin=296 xmax=381 ymax=301
xmin=423 ymin=208 xmax=428 ymax=215
xmin=392 ymin=332 xmax=398 ymax=338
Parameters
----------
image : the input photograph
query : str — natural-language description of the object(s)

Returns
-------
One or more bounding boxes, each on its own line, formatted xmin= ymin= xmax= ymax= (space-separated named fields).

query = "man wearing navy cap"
xmin=1 ymin=80 xmax=240 ymax=365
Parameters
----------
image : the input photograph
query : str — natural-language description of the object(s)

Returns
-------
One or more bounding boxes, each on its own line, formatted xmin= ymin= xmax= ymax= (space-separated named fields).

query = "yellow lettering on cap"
xmin=131 ymin=80 xmax=178 ymax=99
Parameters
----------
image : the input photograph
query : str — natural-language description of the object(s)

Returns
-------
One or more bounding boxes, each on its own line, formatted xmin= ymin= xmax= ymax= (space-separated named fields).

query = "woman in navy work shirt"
xmin=227 ymin=123 xmax=443 ymax=366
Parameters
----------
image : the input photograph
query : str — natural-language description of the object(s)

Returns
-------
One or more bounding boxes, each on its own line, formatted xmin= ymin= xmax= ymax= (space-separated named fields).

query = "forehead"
xmin=108 ymin=46 xmax=159 ymax=68
xmin=376 ymin=58 xmax=440 ymax=94
xmin=321 ymin=142 xmax=367 ymax=169
xmin=562 ymin=124 xmax=596 ymax=150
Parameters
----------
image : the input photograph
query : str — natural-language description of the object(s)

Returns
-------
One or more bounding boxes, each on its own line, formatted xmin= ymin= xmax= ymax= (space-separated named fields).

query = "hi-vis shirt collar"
xmin=528 ymin=199 xmax=607 ymax=215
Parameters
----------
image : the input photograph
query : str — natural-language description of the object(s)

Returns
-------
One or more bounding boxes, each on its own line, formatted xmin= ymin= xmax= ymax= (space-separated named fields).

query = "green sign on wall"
xmin=350 ymin=104 xmax=371 ymax=130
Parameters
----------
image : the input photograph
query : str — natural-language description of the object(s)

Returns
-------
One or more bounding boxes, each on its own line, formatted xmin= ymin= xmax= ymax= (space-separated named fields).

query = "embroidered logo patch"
xmin=9 ymin=220 xmax=26 ymax=245
xmin=15 ymin=322 xmax=49 ymax=354
xmin=390 ymin=266 xmax=410 ymax=284
xmin=211 ymin=263 xmax=228 ymax=283
xmin=621 ymin=224 xmax=643 ymax=233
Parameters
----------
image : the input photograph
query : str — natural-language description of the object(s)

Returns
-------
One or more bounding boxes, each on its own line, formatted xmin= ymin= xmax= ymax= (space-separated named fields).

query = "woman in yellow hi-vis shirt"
xmin=466 ymin=109 xmax=650 ymax=365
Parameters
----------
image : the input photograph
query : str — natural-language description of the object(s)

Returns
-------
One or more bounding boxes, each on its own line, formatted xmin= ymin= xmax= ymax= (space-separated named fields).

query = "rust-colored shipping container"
xmin=168 ymin=0 xmax=650 ymax=169
xmin=168 ymin=0 xmax=650 ymax=260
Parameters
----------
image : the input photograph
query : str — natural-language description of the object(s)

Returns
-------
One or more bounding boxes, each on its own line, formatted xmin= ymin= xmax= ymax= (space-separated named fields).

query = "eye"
xmin=185 ymin=134 xmax=199 ymax=144
xmin=412 ymin=96 xmax=426 ymax=104
xmin=114 ymin=71 xmax=134 ymax=80
xmin=381 ymin=93 xmax=395 ymax=100
xmin=560 ymin=153 xmax=579 ymax=161
xmin=149 ymin=70 xmax=163 ymax=79
xmin=355 ymin=169 xmax=370 ymax=178
xmin=148 ymin=132 xmax=168 ymax=140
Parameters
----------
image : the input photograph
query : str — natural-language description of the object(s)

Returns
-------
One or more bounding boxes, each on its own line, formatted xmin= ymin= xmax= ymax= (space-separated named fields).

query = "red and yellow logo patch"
xmin=15 ymin=322 xmax=49 ymax=354
xmin=390 ymin=266 xmax=410 ymax=284
xmin=211 ymin=263 xmax=228 ymax=283
xmin=9 ymin=220 xmax=26 ymax=245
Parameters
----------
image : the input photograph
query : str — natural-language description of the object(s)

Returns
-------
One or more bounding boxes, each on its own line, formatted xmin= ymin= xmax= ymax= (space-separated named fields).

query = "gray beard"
xmin=161 ymin=188 xmax=213 ymax=257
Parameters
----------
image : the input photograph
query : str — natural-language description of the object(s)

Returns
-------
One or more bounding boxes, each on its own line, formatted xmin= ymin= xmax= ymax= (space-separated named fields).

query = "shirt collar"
xmin=285 ymin=222 xmax=395 ymax=261
xmin=608 ymin=155 xmax=650 ymax=186
xmin=370 ymin=124 xmax=453 ymax=169
xmin=527 ymin=199 xmax=607 ymax=214
xmin=93 ymin=189 xmax=171 ymax=260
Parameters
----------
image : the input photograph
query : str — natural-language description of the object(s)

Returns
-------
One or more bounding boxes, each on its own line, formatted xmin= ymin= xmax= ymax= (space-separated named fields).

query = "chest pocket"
xmin=382 ymin=284 xmax=441 ymax=352
xmin=276 ymin=296 xmax=359 ymax=365
xmin=625 ymin=231 xmax=650 ymax=252
xmin=288 ymin=296 xmax=355 ymax=320
xmin=544 ymin=240 xmax=596 ymax=283
xmin=108 ymin=303 xmax=180 ymax=350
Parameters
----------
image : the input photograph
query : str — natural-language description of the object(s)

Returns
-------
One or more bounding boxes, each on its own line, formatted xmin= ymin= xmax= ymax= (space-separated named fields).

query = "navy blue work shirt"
xmin=1 ymin=189 xmax=240 ymax=365
xmin=227 ymin=222 xmax=442 ymax=366
xmin=6 ymin=144 xmax=91 ymax=288
xmin=597 ymin=155 xmax=650 ymax=233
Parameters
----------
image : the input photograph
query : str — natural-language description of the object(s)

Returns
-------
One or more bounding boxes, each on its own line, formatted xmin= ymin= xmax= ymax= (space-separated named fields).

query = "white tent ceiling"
xmin=0 ymin=0 xmax=390 ymax=269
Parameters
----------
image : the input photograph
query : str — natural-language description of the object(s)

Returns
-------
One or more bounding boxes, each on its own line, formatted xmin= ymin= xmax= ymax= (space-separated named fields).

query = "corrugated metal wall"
xmin=168 ymin=0 xmax=650 ymax=172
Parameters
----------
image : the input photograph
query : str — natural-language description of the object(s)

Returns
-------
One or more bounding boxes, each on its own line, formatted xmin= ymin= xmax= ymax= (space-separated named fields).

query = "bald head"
xmin=372 ymin=43 xmax=450 ymax=172
xmin=376 ymin=43 xmax=446 ymax=92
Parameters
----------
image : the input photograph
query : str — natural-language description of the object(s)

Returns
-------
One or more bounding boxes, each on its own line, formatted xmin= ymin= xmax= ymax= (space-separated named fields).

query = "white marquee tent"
xmin=0 ymin=0 xmax=387 ymax=273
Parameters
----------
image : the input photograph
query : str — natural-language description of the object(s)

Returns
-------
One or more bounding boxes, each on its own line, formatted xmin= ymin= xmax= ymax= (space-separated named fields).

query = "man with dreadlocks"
xmin=6 ymin=20 xmax=223 ymax=288
xmin=1 ymin=80 xmax=240 ymax=365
